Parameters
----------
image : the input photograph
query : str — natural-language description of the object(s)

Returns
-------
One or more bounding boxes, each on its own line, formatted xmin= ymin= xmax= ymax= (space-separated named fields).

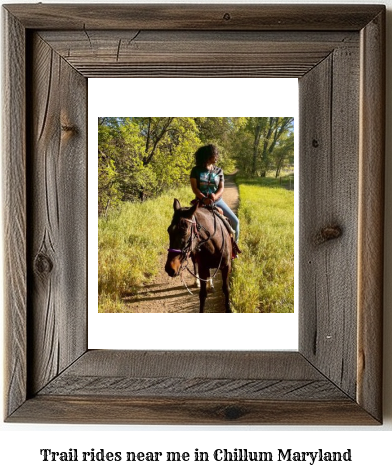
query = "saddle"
xmin=190 ymin=199 xmax=241 ymax=259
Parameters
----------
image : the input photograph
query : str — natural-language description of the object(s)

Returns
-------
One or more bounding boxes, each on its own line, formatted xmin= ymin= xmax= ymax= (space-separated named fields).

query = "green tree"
xmin=98 ymin=117 xmax=201 ymax=214
xmin=272 ymin=129 xmax=294 ymax=177
xmin=194 ymin=117 xmax=238 ymax=173
xmin=98 ymin=118 xmax=125 ymax=214
xmin=98 ymin=116 xmax=294 ymax=215
xmin=230 ymin=117 xmax=294 ymax=177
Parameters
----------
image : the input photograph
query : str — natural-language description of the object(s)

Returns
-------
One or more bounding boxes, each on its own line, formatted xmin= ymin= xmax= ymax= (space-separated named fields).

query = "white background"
xmin=88 ymin=77 xmax=299 ymax=351
xmin=1 ymin=0 xmax=391 ymax=473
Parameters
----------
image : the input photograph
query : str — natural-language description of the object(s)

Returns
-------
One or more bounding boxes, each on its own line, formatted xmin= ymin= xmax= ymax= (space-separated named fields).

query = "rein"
xmin=167 ymin=208 xmax=226 ymax=288
xmin=183 ymin=222 xmax=226 ymax=282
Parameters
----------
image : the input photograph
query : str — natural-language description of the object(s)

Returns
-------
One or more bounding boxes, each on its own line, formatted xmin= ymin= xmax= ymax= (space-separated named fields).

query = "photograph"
xmin=98 ymin=117 xmax=294 ymax=314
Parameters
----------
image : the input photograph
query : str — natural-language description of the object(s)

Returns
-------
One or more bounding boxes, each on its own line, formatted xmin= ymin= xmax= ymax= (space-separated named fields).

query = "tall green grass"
xmin=230 ymin=177 xmax=294 ymax=313
xmin=99 ymin=178 xmax=294 ymax=313
xmin=98 ymin=186 xmax=194 ymax=312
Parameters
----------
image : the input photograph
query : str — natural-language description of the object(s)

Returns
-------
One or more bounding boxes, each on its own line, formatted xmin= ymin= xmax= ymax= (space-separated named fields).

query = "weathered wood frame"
xmin=3 ymin=4 xmax=385 ymax=424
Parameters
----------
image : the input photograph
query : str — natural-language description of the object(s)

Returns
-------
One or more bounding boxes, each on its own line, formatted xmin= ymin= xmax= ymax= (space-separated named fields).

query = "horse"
xmin=165 ymin=198 xmax=232 ymax=313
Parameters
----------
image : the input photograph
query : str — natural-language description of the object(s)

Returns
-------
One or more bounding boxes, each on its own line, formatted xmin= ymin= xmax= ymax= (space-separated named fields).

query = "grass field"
xmin=230 ymin=176 xmax=294 ymax=313
xmin=99 ymin=177 xmax=294 ymax=313
xmin=98 ymin=186 xmax=194 ymax=312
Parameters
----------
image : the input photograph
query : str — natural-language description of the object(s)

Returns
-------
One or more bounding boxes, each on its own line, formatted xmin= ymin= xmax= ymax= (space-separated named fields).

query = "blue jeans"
xmin=215 ymin=199 xmax=240 ymax=242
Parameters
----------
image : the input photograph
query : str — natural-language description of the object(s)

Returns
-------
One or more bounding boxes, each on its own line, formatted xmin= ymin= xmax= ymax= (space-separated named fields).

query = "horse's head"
xmin=165 ymin=199 xmax=198 ymax=277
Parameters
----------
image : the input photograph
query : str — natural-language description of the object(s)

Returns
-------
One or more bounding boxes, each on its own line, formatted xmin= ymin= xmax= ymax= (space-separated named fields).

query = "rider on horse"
xmin=190 ymin=144 xmax=240 ymax=257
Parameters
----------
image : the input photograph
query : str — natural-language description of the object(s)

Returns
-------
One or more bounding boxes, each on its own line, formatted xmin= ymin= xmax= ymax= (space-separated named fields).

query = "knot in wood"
xmin=61 ymin=124 xmax=77 ymax=133
xmin=34 ymin=252 xmax=53 ymax=274
xmin=223 ymin=405 xmax=244 ymax=420
xmin=315 ymin=225 xmax=342 ymax=245
xmin=312 ymin=139 xmax=319 ymax=148
xmin=223 ymin=13 xmax=231 ymax=21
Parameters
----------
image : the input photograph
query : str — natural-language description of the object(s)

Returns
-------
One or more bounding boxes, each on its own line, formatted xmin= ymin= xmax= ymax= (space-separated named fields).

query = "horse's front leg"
xmin=191 ymin=254 xmax=200 ymax=288
xmin=221 ymin=265 xmax=232 ymax=313
xmin=207 ymin=274 xmax=215 ymax=292
xmin=198 ymin=266 xmax=209 ymax=313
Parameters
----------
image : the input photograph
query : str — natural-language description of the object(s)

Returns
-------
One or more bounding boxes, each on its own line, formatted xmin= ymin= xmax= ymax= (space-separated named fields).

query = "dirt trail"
xmin=122 ymin=175 xmax=239 ymax=313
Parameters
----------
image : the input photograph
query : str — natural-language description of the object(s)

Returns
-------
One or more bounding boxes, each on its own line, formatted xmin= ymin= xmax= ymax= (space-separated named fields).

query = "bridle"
xmin=167 ymin=208 xmax=226 ymax=291
xmin=167 ymin=217 xmax=201 ymax=260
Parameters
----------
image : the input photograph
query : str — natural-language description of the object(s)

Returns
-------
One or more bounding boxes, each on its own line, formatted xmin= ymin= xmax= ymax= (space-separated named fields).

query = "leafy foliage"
xmin=98 ymin=117 xmax=294 ymax=215
xmin=230 ymin=117 xmax=294 ymax=177
xmin=98 ymin=117 xmax=201 ymax=213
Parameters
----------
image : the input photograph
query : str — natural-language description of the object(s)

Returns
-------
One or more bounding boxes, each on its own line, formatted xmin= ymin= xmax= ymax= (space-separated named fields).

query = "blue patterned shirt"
xmin=190 ymin=165 xmax=224 ymax=196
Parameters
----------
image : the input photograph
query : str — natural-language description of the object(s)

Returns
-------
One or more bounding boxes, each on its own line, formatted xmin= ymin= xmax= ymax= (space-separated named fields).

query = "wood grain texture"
xmin=39 ymin=377 xmax=347 ymax=400
xmin=37 ymin=351 xmax=346 ymax=400
xmin=357 ymin=9 xmax=385 ymax=423
xmin=299 ymin=39 xmax=360 ymax=399
xmin=4 ymin=4 xmax=384 ymax=31
xmin=59 ymin=350 xmax=325 ymax=379
xmin=39 ymin=30 xmax=358 ymax=78
xmin=2 ymin=4 xmax=384 ymax=425
xmin=27 ymin=33 xmax=87 ymax=395
xmin=2 ymin=9 xmax=27 ymax=419
xmin=19 ymin=351 xmax=373 ymax=424
xmin=9 ymin=396 xmax=379 ymax=425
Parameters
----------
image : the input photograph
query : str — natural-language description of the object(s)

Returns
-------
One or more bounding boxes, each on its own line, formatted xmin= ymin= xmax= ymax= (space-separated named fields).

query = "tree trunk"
xmin=252 ymin=120 xmax=263 ymax=175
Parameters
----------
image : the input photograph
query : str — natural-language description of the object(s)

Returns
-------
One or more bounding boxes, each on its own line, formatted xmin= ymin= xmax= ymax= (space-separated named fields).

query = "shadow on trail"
xmin=123 ymin=284 xmax=195 ymax=303
xmin=123 ymin=284 xmax=187 ymax=297
xmin=123 ymin=275 xmax=225 ymax=313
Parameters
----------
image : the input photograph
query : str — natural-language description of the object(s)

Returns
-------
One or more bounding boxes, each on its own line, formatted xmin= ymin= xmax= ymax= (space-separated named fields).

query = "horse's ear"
xmin=173 ymin=199 xmax=181 ymax=211
xmin=183 ymin=200 xmax=199 ymax=219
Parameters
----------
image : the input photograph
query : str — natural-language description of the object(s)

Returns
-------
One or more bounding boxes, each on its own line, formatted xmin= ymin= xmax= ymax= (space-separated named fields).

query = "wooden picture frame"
xmin=3 ymin=4 xmax=385 ymax=424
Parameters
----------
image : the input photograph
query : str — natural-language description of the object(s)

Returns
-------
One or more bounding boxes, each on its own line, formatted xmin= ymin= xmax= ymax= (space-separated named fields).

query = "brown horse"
xmin=165 ymin=199 xmax=232 ymax=312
